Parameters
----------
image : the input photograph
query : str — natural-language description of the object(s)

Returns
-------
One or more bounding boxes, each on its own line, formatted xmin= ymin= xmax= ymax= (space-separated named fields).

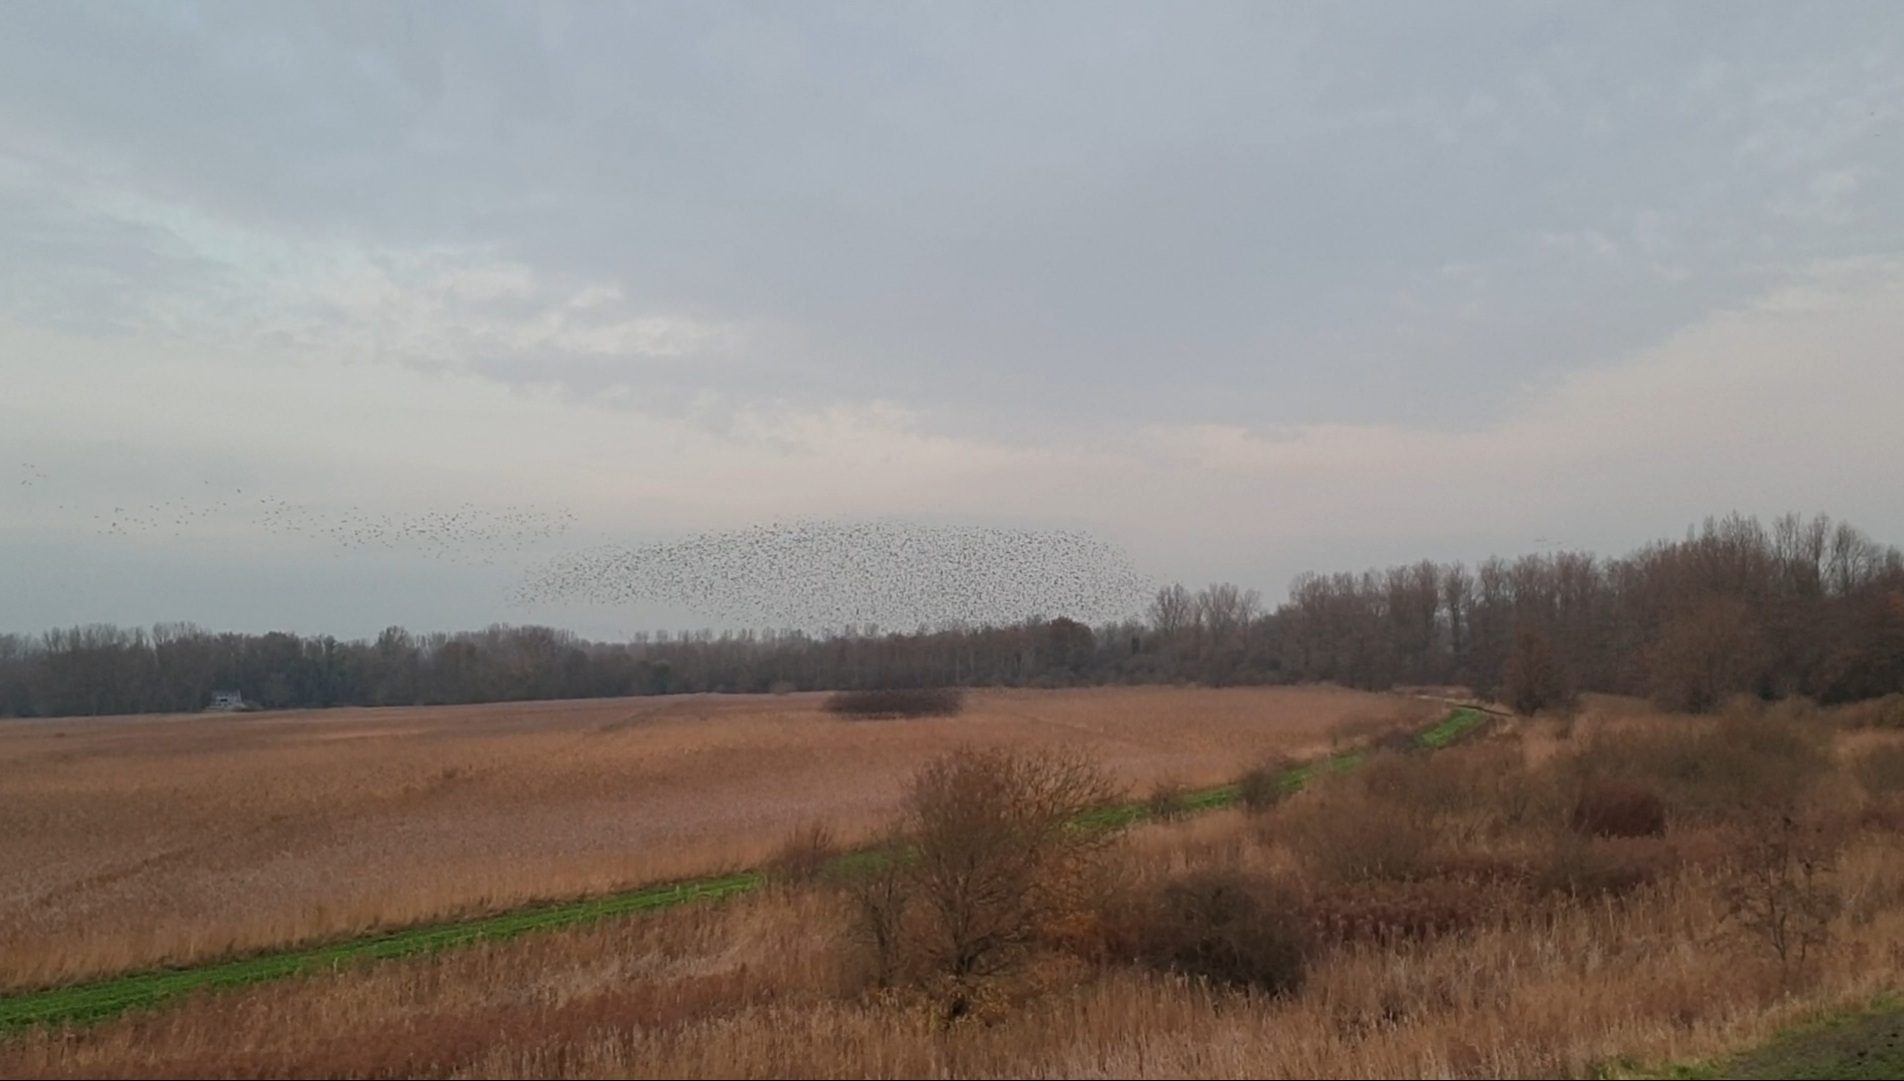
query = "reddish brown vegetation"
xmin=0 ymin=685 xmax=1400 ymax=988
xmin=5 ymin=696 xmax=1903 ymax=1078
xmin=1570 ymin=779 xmax=1668 ymax=838
xmin=824 ymin=687 xmax=966 ymax=719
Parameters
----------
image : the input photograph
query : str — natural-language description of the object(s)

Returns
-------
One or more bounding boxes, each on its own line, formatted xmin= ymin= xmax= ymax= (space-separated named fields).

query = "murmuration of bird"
xmin=510 ymin=518 xmax=1153 ymax=632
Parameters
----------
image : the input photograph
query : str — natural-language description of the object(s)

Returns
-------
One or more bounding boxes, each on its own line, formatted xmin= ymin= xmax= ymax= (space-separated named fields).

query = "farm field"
xmin=0 ymin=685 xmax=1430 ymax=989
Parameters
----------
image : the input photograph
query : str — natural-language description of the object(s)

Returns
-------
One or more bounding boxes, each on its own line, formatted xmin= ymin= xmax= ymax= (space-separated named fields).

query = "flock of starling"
xmin=19 ymin=462 xmax=1153 ymax=628
xmin=510 ymin=519 xmax=1154 ymax=630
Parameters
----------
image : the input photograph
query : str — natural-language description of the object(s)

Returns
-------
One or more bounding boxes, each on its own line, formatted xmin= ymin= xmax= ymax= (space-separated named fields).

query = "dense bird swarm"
xmin=510 ymin=519 xmax=1153 ymax=630
xmin=21 ymin=464 xmax=1149 ymax=627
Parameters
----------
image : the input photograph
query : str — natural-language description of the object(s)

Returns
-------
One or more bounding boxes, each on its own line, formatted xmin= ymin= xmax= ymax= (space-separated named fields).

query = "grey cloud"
xmin=3 ymin=2 xmax=1903 ymax=634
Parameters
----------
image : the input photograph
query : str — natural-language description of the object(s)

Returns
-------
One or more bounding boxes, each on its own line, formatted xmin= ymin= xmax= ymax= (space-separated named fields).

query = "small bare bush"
xmin=1536 ymin=835 xmax=1679 ymax=899
xmin=1722 ymin=813 xmax=1843 ymax=983
xmin=1306 ymin=875 xmax=1509 ymax=944
xmin=1572 ymin=708 xmax=1833 ymax=821
xmin=1283 ymin=783 xmax=1437 ymax=885
xmin=1569 ymin=779 xmax=1667 ymax=838
xmin=1104 ymin=867 xmax=1310 ymax=995
xmin=1831 ymin=693 xmax=1904 ymax=729
xmin=824 ymin=687 xmax=965 ymax=719
xmin=843 ymin=747 xmax=1119 ymax=1020
xmin=1853 ymin=744 xmax=1904 ymax=796
xmin=1357 ymin=750 xmax=1472 ymax=819
xmin=1236 ymin=756 xmax=1294 ymax=813
xmin=1145 ymin=778 xmax=1194 ymax=821
xmin=767 ymin=821 xmax=839 ymax=884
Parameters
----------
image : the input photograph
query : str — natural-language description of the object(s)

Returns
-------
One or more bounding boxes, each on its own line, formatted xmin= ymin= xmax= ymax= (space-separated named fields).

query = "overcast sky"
xmin=3 ymin=1 xmax=1902 ymax=638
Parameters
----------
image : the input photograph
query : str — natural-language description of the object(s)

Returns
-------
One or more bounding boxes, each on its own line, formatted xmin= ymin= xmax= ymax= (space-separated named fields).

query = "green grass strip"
xmin=1417 ymin=706 xmax=1486 ymax=748
xmin=0 ymin=873 xmax=760 ymax=1031
xmin=1604 ymin=996 xmax=1904 ymax=1080
xmin=1 ymin=704 xmax=1488 ymax=1034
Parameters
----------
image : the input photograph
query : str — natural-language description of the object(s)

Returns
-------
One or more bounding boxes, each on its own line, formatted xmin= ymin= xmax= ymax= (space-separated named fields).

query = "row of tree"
xmin=2 ymin=514 xmax=1900 ymax=719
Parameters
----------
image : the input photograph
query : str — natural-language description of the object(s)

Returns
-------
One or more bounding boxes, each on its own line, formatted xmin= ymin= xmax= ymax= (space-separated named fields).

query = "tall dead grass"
xmin=7 ymin=696 xmax=1900 ymax=1079
xmin=9 ymin=831 xmax=1899 ymax=1079
xmin=0 ymin=685 xmax=1409 ymax=988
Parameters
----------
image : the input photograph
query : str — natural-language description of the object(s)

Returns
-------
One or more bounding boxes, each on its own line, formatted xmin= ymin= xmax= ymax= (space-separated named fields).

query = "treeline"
xmin=1272 ymin=513 xmax=1904 ymax=710
xmin=2 ymin=513 xmax=1900 ymax=719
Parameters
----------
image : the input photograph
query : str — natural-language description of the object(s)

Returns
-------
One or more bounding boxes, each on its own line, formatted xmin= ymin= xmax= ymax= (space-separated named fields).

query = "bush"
xmin=1106 ymin=868 xmax=1309 ymax=995
xmin=1305 ymin=875 xmax=1507 ymax=943
xmin=1722 ymin=813 xmax=1843 ymax=983
xmin=1536 ymin=835 xmax=1679 ymax=899
xmin=767 ymin=821 xmax=838 ymax=883
xmin=1236 ymin=757 xmax=1294 ymax=813
xmin=1854 ymin=744 xmax=1904 ymax=795
xmin=842 ymin=747 xmax=1118 ymax=1019
xmin=1570 ymin=779 xmax=1667 ymax=838
xmin=1283 ymin=783 xmax=1437 ymax=885
xmin=1571 ymin=708 xmax=1833 ymax=821
xmin=1834 ymin=694 xmax=1904 ymax=729
xmin=1145 ymin=778 xmax=1194 ymax=821
xmin=824 ymin=687 xmax=965 ymax=719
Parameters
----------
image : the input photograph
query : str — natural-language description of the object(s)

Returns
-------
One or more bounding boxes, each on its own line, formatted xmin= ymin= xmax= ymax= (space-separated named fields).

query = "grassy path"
xmin=0 ymin=706 xmax=1489 ymax=1034
xmin=0 ymin=874 xmax=761 ymax=1031
xmin=1613 ymin=998 xmax=1904 ymax=1080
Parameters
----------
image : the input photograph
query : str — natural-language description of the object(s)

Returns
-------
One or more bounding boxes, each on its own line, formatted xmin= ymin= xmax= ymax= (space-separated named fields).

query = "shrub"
xmin=1357 ymin=749 xmax=1472 ymax=819
xmin=1236 ymin=756 xmax=1294 ymax=813
xmin=842 ymin=747 xmax=1119 ymax=1019
xmin=1570 ymin=708 xmax=1832 ymax=821
xmin=767 ymin=821 xmax=838 ymax=884
xmin=1854 ymin=744 xmax=1904 ymax=795
xmin=1145 ymin=778 xmax=1194 ymax=821
xmin=1569 ymin=779 xmax=1667 ymax=838
xmin=1283 ymin=783 xmax=1437 ymax=885
xmin=1536 ymin=835 xmax=1679 ymax=898
xmin=1305 ymin=875 xmax=1506 ymax=943
xmin=1106 ymin=867 xmax=1309 ymax=995
xmin=824 ymin=687 xmax=965 ymax=719
xmin=1722 ymin=813 xmax=1843 ymax=983
xmin=1834 ymin=693 xmax=1904 ymax=729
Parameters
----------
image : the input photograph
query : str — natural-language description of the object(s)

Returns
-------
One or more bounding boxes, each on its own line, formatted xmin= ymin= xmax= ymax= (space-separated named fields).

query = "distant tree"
xmin=1501 ymin=624 xmax=1576 ymax=715
xmin=1038 ymin=617 xmax=1095 ymax=678
xmin=1 ymin=513 xmax=1900 ymax=719
xmin=1648 ymin=598 xmax=1768 ymax=712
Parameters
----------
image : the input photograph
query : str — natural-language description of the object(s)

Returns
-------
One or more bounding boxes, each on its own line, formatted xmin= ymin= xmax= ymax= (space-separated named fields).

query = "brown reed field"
xmin=0 ymin=685 xmax=1426 ymax=990
xmin=5 ymin=694 xmax=1902 ymax=1078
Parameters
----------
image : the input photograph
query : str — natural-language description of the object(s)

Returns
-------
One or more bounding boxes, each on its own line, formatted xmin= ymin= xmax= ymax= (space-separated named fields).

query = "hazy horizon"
xmin=5 ymin=2 xmax=1902 ymax=639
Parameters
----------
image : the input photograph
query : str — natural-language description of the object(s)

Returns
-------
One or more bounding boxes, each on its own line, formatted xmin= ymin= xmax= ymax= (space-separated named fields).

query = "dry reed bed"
xmin=8 ymin=706 xmax=1903 ymax=1080
xmin=0 ymin=685 xmax=1422 ymax=988
xmin=7 ymin=826 xmax=1899 ymax=1078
